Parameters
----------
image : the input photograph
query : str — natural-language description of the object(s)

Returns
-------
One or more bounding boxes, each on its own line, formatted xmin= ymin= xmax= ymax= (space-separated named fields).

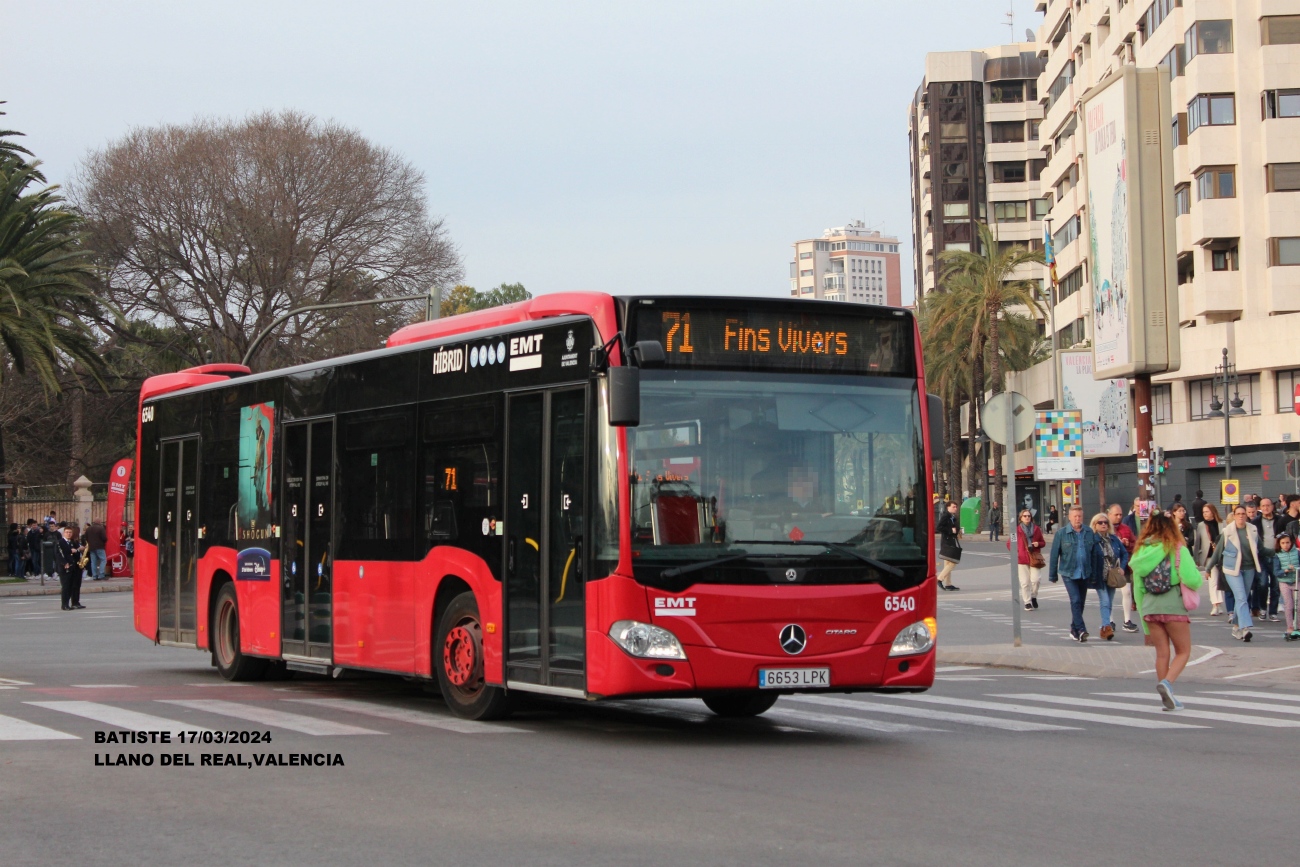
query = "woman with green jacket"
xmin=1129 ymin=512 xmax=1204 ymax=711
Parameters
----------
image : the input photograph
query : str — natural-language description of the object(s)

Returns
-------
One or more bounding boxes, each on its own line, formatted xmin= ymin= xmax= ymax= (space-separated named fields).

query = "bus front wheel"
xmin=212 ymin=583 xmax=267 ymax=681
xmin=703 ymin=693 xmax=779 ymax=718
xmin=435 ymin=591 xmax=513 ymax=721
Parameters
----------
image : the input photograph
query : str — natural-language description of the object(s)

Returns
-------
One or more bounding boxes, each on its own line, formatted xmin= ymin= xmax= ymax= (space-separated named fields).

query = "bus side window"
xmin=421 ymin=399 xmax=502 ymax=572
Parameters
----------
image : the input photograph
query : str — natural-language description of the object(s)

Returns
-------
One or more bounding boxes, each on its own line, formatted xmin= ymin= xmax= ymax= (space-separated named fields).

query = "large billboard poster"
xmin=1061 ymin=350 xmax=1131 ymax=456
xmin=1085 ymin=74 xmax=1130 ymax=373
xmin=1081 ymin=66 xmax=1180 ymax=379
xmin=237 ymin=402 xmax=275 ymax=541
xmin=1035 ymin=410 xmax=1084 ymax=481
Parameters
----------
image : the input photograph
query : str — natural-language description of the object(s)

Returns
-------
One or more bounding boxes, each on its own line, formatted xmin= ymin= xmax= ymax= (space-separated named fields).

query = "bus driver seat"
xmin=650 ymin=480 xmax=705 ymax=545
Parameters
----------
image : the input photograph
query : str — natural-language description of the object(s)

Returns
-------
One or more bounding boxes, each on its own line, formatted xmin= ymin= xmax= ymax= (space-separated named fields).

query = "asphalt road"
xmin=2 ymin=591 xmax=1294 ymax=866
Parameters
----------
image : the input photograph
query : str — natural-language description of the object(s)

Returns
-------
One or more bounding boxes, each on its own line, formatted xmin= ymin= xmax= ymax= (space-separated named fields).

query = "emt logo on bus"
xmin=653 ymin=596 xmax=697 ymax=617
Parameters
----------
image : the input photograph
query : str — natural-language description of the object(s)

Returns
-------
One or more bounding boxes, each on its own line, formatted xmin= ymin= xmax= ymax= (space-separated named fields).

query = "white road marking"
xmin=767 ymin=707 xmax=943 ymax=734
xmin=1009 ymin=693 xmax=1300 ymax=728
xmin=894 ymin=694 xmax=1204 ymax=729
xmin=0 ymin=712 xmax=79 ymax=740
xmin=1201 ymin=690 xmax=1300 ymax=703
xmin=71 ymin=684 xmax=136 ymax=689
xmin=159 ymin=700 xmax=385 ymax=736
xmin=1097 ymin=691 xmax=1300 ymax=727
xmin=1221 ymin=663 xmax=1300 ymax=680
xmin=786 ymin=694 xmax=1078 ymax=732
xmin=26 ymin=701 xmax=210 ymax=733
xmin=934 ymin=666 xmax=982 ymax=673
xmin=1140 ymin=645 xmax=1224 ymax=675
xmin=289 ymin=698 xmax=529 ymax=734
xmin=0 ymin=678 xmax=33 ymax=686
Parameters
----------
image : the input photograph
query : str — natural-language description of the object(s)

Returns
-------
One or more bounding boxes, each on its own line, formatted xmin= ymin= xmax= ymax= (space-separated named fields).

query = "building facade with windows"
xmin=1032 ymin=0 xmax=1300 ymax=507
xmin=789 ymin=222 xmax=902 ymax=307
xmin=907 ymin=43 xmax=1050 ymax=303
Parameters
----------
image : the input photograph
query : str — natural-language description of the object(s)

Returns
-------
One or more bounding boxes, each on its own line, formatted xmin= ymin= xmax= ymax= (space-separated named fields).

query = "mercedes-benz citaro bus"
xmin=133 ymin=293 xmax=942 ymax=720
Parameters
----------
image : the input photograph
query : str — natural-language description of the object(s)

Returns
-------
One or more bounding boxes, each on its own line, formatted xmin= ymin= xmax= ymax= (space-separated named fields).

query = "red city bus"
xmin=133 ymin=293 xmax=940 ymax=719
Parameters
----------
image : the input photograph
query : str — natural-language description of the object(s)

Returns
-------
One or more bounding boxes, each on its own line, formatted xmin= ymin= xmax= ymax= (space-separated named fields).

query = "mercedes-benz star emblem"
xmin=779 ymin=624 xmax=807 ymax=655
xmin=784 ymin=568 xmax=798 ymax=582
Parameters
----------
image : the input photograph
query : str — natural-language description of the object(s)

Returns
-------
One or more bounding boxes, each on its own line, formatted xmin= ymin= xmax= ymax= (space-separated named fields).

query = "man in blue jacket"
xmin=1049 ymin=504 xmax=1103 ymax=641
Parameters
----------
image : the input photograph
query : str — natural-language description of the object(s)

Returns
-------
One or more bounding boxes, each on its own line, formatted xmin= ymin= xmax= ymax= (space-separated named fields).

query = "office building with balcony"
xmin=789 ymin=222 xmax=902 ymax=307
xmin=1033 ymin=0 xmax=1300 ymax=504
xmin=907 ymin=43 xmax=1050 ymax=303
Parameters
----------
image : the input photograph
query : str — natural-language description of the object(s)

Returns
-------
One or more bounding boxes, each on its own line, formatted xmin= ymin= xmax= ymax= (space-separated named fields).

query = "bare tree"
xmin=73 ymin=111 xmax=462 ymax=371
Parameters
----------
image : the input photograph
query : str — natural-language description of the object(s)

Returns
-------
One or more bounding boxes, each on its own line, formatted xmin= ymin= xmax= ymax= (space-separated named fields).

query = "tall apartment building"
xmin=907 ymin=43 xmax=1050 ymax=303
xmin=789 ymin=222 xmax=903 ymax=307
xmin=1032 ymin=0 xmax=1300 ymax=504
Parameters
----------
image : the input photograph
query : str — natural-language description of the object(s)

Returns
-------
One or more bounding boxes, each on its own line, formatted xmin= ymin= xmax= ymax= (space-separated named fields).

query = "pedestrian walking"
xmin=1272 ymin=533 xmax=1299 ymax=638
xmin=936 ymin=500 xmax=962 ymax=591
xmin=40 ymin=521 xmax=58 ymax=582
xmin=1045 ymin=504 xmax=1059 ymax=534
xmin=1048 ymin=504 xmax=1103 ymax=641
xmin=1129 ymin=512 xmax=1203 ymax=711
xmin=1172 ymin=503 xmax=1195 ymax=551
xmin=1207 ymin=505 xmax=1263 ymax=641
xmin=6 ymin=522 xmax=20 ymax=576
xmin=83 ymin=521 xmax=108 ymax=581
xmin=24 ymin=519 xmax=41 ymax=577
xmin=1190 ymin=490 xmax=1207 ymax=526
xmin=1253 ymin=498 xmax=1283 ymax=621
xmin=988 ymin=501 xmax=1002 ymax=542
xmin=1122 ymin=497 xmax=1143 ymax=536
xmin=1092 ymin=512 xmax=1130 ymax=640
xmin=55 ymin=524 xmax=85 ymax=610
xmin=1009 ymin=507 xmax=1046 ymax=610
xmin=1108 ymin=503 xmax=1139 ymax=632
xmin=1195 ymin=504 xmax=1227 ymax=616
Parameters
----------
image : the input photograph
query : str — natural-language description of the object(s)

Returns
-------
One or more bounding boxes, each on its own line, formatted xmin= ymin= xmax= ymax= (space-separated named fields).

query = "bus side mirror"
xmin=608 ymin=367 xmax=641 ymax=427
xmin=629 ymin=340 xmax=666 ymax=368
xmin=927 ymin=394 xmax=944 ymax=458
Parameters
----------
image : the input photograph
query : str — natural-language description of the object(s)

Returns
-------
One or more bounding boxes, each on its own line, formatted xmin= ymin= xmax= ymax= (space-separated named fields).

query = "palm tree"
xmin=0 ymin=127 xmax=110 ymax=495
xmin=931 ymin=223 xmax=1046 ymax=527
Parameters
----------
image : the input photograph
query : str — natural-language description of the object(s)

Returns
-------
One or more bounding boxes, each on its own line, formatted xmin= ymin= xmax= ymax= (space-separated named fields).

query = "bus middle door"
xmin=505 ymin=387 xmax=587 ymax=693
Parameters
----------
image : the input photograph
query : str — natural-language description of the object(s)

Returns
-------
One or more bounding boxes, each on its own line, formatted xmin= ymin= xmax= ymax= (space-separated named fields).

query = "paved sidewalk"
xmin=0 ymin=576 xmax=133 ymax=597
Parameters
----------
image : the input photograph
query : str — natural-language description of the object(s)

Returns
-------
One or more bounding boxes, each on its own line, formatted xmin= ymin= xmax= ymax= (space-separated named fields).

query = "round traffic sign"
xmin=981 ymin=391 xmax=1035 ymax=446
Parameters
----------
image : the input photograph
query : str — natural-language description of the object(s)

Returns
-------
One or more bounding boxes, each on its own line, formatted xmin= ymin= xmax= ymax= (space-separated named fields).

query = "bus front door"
xmin=281 ymin=419 xmax=335 ymax=662
xmin=505 ymin=388 xmax=587 ymax=693
xmin=157 ymin=436 xmax=199 ymax=645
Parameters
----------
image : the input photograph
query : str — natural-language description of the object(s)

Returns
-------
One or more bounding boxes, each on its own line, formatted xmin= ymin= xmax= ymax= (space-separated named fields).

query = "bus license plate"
xmin=758 ymin=668 xmax=830 ymax=689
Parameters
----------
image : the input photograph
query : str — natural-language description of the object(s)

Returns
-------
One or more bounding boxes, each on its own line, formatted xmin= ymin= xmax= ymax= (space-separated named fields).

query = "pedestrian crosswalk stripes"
xmin=787 ymin=694 xmax=1078 ymax=732
xmin=767 ymin=707 xmax=942 ymax=734
xmin=1098 ymin=692 xmax=1300 ymax=720
xmin=1201 ymin=690 xmax=1300 ymax=703
xmin=288 ymin=698 xmax=529 ymax=734
xmin=6 ymin=686 xmax=1300 ymax=742
xmin=892 ymin=694 xmax=1205 ymax=729
xmin=998 ymin=693 xmax=1300 ymax=728
xmin=0 ymin=711 xmax=80 ymax=740
xmin=26 ymin=701 xmax=211 ymax=733
xmin=158 ymin=700 xmax=385 ymax=736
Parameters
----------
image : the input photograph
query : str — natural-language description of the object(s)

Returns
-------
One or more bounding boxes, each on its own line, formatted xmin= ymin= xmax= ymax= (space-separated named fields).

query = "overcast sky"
xmin=3 ymin=1 xmax=1040 ymax=305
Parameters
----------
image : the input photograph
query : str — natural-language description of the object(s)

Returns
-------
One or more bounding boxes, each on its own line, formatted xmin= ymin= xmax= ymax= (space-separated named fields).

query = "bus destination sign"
xmin=629 ymin=305 xmax=912 ymax=375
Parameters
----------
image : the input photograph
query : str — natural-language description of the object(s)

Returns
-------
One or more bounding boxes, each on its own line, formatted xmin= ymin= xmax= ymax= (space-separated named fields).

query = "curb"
xmin=0 ymin=580 xmax=133 ymax=598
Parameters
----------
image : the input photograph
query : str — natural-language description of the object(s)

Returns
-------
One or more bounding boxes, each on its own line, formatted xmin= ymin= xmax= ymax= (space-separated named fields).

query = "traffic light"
xmin=1153 ymin=446 xmax=1165 ymax=474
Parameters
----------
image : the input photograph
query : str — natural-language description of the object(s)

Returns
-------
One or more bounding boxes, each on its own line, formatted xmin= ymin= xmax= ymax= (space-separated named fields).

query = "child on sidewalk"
xmin=1272 ymin=533 xmax=1299 ymax=636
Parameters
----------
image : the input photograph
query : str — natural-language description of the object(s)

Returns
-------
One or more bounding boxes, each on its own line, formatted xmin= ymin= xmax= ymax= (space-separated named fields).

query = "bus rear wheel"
xmin=703 ymin=693 xmax=779 ymax=718
xmin=435 ymin=591 xmax=512 ymax=721
xmin=212 ymin=583 xmax=267 ymax=681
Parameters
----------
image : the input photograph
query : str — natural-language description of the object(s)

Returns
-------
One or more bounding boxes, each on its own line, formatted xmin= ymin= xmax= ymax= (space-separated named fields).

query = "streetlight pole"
xmin=1207 ymin=346 xmax=1245 ymax=482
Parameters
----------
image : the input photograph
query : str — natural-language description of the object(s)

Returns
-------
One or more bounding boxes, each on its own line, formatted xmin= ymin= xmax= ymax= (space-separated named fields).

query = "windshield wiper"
xmin=732 ymin=540 xmax=905 ymax=579
xmin=659 ymin=553 xmax=761 ymax=579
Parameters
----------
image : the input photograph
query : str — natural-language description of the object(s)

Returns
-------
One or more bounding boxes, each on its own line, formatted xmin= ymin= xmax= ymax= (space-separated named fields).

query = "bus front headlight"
xmin=888 ymin=617 xmax=936 ymax=656
xmin=609 ymin=620 xmax=687 ymax=659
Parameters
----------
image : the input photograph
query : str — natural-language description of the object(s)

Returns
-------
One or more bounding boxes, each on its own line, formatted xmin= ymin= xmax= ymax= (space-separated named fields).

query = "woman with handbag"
xmin=1091 ymin=513 xmax=1130 ymax=640
xmin=1208 ymin=505 xmax=1263 ymax=640
xmin=1130 ymin=512 xmax=1203 ymax=711
xmin=1008 ymin=508 xmax=1047 ymax=611
xmin=1195 ymin=504 xmax=1226 ymax=616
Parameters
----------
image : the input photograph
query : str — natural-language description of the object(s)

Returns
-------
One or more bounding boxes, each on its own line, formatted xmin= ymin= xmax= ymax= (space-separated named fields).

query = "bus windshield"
xmin=626 ymin=370 xmax=928 ymax=586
